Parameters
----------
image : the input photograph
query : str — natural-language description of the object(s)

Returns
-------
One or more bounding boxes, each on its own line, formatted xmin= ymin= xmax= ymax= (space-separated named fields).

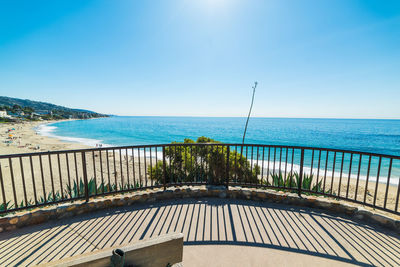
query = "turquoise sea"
xmin=37 ymin=116 xmax=400 ymax=183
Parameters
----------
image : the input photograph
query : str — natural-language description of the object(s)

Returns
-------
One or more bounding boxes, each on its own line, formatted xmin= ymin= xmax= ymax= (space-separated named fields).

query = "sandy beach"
xmin=0 ymin=120 xmax=89 ymax=155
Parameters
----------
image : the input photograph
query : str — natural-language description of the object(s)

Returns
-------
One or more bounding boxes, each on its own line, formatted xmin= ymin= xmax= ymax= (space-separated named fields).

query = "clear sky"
xmin=0 ymin=0 xmax=399 ymax=118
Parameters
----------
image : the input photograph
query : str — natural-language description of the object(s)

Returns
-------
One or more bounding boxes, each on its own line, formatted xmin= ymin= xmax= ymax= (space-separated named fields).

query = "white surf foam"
xmin=254 ymin=159 xmax=399 ymax=185
xmin=36 ymin=123 xmax=110 ymax=148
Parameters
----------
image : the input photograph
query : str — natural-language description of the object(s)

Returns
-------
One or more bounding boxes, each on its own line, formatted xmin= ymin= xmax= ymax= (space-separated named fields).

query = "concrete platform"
xmin=0 ymin=198 xmax=399 ymax=266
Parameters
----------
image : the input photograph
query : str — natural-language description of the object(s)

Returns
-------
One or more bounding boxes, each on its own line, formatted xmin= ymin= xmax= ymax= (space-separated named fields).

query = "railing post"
xmin=162 ymin=146 xmax=167 ymax=190
xmin=81 ymin=152 xmax=89 ymax=202
xmin=226 ymin=145 xmax=230 ymax=189
xmin=298 ymin=149 xmax=304 ymax=197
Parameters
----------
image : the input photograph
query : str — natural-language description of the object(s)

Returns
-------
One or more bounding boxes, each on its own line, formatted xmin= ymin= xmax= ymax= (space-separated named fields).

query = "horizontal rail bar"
xmin=0 ymin=143 xmax=399 ymax=160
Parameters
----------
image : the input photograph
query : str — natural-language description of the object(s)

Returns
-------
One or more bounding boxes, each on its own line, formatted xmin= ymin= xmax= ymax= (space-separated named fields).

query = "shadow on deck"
xmin=1 ymin=198 xmax=399 ymax=266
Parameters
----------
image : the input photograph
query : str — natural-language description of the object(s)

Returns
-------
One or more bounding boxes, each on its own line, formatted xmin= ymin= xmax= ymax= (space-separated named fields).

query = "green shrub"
xmin=148 ymin=137 xmax=260 ymax=185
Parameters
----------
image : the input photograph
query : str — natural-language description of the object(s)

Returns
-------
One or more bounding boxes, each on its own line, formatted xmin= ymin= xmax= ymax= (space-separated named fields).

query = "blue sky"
xmin=0 ymin=0 xmax=399 ymax=118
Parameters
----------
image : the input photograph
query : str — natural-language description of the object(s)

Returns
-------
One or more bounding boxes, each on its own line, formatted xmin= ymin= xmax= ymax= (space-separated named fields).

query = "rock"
xmin=58 ymin=212 xmax=73 ymax=219
xmin=303 ymin=197 xmax=317 ymax=208
xmin=341 ymin=204 xmax=357 ymax=215
xmin=242 ymin=190 xmax=251 ymax=198
xmin=94 ymin=200 xmax=105 ymax=209
xmin=19 ymin=214 xmax=31 ymax=223
xmin=131 ymin=195 xmax=142 ymax=202
xmin=56 ymin=206 xmax=68 ymax=216
xmin=316 ymin=199 xmax=333 ymax=209
xmin=355 ymin=207 xmax=372 ymax=218
xmin=147 ymin=197 xmax=156 ymax=202
xmin=104 ymin=199 xmax=113 ymax=206
xmin=113 ymin=198 xmax=125 ymax=206
xmin=0 ymin=217 xmax=9 ymax=226
xmin=395 ymin=220 xmax=400 ymax=233
xmin=256 ymin=192 xmax=267 ymax=199
xmin=210 ymin=189 xmax=220 ymax=197
xmin=354 ymin=213 xmax=364 ymax=220
xmin=218 ymin=191 xmax=227 ymax=198
xmin=370 ymin=213 xmax=394 ymax=227
xmin=5 ymin=225 xmax=16 ymax=231
xmin=66 ymin=205 xmax=77 ymax=212
xmin=9 ymin=217 xmax=18 ymax=225
xmin=30 ymin=211 xmax=48 ymax=225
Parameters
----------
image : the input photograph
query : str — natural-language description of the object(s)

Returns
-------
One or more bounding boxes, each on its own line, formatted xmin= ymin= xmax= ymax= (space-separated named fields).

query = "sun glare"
xmin=186 ymin=0 xmax=237 ymax=17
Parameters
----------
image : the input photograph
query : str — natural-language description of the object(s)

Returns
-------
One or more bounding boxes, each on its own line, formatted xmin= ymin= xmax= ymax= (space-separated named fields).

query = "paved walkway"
xmin=0 ymin=198 xmax=399 ymax=266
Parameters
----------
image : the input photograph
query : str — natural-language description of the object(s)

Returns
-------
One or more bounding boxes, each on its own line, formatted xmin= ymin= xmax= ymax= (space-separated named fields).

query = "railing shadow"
xmin=0 ymin=198 xmax=399 ymax=266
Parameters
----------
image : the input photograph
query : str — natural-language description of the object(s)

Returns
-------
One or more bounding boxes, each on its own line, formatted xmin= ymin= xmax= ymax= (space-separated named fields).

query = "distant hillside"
xmin=0 ymin=96 xmax=109 ymax=121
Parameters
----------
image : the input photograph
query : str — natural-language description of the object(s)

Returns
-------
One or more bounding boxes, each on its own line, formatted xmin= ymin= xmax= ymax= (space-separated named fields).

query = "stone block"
xmin=218 ymin=190 xmax=227 ymax=198
xmin=315 ymin=199 xmax=333 ymax=209
xmin=0 ymin=217 xmax=9 ymax=226
xmin=9 ymin=217 xmax=18 ymax=225
xmin=131 ymin=195 xmax=142 ymax=202
xmin=30 ymin=210 xmax=48 ymax=225
xmin=341 ymin=204 xmax=357 ymax=215
xmin=242 ymin=190 xmax=251 ymax=199
xmin=256 ymin=191 xmax=267 ymax=199
xmin=395 ymin=220 xmax=400 ymax=233
xmin=58 ymin=211 xmax=74 ymax=219
xmin=5 ymin=225 xmax=16 ymax=231
xmin=370 ymin=213 xmax=395 ymax=228
xmin=66 ymin=204 xmax=78 ymax=212
xmin=147 ymin=197 xmax=156 ymax=202
xmin=355 ymin=207 xmax=373 ymax=219
xmin=115 ymin=198 xmax=126 ymax=206
xmin=19 ymin=213 xmax=31 ymax=224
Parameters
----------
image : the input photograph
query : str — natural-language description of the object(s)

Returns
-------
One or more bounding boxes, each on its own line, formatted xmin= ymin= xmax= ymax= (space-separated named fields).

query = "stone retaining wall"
xmin=1 ymin=186 xmax=399 ymax=233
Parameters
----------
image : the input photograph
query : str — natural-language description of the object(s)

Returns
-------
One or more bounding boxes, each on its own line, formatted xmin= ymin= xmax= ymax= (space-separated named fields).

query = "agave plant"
xmin=265 ymin=171 xmax=327 ymax=195
xmin=0 ymin=201 xmax=12 ymax=213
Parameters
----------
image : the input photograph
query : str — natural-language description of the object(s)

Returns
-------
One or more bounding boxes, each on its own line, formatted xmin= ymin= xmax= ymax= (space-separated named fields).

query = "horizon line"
xmin=104 ymin=115 xmax=400 ymax=120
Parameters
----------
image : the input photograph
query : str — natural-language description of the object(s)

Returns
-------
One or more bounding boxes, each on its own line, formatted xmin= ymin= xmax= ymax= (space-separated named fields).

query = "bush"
xmin=148 ymin=137 xmax=260 ymax=185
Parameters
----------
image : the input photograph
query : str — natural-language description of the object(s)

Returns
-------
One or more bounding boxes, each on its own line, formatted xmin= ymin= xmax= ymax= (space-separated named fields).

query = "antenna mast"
xmin=242 ymin=81 xmax=257 ymax=144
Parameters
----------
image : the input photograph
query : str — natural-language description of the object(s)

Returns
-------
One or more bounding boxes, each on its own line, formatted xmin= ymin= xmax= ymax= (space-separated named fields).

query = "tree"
xmin=12 ymin=104 xmax=21 ymax=111
xmin=148 ymin=137 xmax=260 ymax=185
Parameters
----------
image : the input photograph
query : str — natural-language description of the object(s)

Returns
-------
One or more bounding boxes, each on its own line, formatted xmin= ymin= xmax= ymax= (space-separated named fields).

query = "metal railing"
xmin=0 ymin=143 xmax=399 ymax=215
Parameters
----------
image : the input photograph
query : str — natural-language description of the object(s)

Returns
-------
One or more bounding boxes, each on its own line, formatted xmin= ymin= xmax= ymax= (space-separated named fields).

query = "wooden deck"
xmin=1 ymin=198 xmax=399 ymax=266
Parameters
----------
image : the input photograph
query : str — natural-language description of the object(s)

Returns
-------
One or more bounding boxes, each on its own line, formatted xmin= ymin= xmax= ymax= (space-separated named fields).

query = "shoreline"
xmin=0 ymin=120 xmax=90 ymax=156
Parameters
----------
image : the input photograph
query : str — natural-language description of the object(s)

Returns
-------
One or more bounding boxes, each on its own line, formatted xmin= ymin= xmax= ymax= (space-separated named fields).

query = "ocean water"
xmin=37 ymin=116 xmax=400 ymax=183
xmin=38 ymin=116 xmax=400 ymax=154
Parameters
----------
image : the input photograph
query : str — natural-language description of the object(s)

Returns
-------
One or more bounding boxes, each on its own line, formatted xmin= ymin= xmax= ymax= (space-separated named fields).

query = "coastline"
xmin=0 ymin=120 xmax=90 ymax=156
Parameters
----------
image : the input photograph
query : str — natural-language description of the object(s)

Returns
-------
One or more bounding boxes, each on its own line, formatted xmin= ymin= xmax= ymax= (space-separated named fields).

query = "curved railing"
xmin=0 ymin=143 xmax=399 ymax=215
